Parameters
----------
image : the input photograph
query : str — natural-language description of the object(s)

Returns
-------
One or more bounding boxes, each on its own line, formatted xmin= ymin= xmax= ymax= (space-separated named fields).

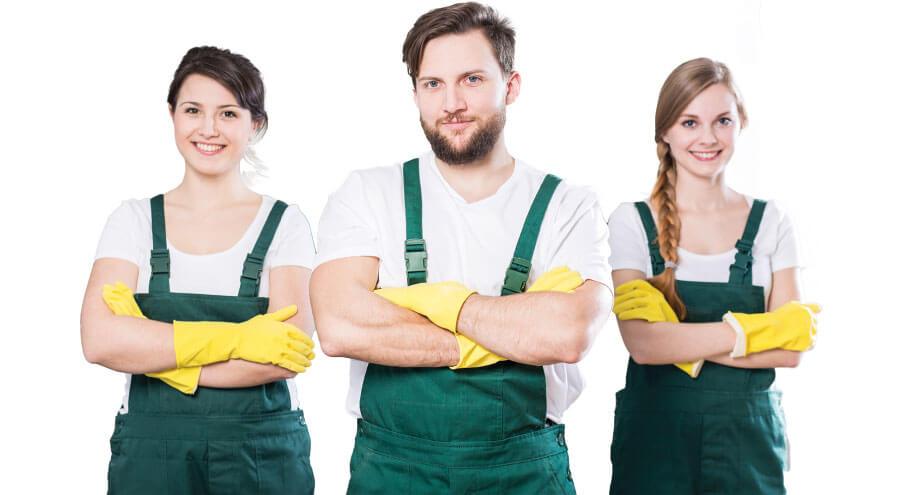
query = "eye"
xmin=464 ymin=75 xmax=482 ymax=85
xmin=184 ymin=107 xmax=199 ymax=115
xmin=681 ymin=119 xmax=696 ymax=128
xmin=222 ymin=110 xmax=238 ymax=119
xmin=718 ymin=117 xmax=733 ymax=126
xmin=423 ymin=80 xmax=440 ymax=89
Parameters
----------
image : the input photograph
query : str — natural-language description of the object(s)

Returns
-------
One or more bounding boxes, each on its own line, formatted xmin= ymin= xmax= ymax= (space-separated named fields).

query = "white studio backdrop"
xmin=1 ymin=0 xmax=898 ymax=492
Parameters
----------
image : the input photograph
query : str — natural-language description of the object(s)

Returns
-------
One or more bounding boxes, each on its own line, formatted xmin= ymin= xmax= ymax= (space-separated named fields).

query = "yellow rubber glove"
xmin=526 ymin=266 xmax=584 ymax=293
xmin=174 ymin=306 xmax=315 ymax=372
xmin=451 ymin=266 xmax=584 ymax=370
xmin=723 ymin=301 xmax=820 ymax=357
xmin=102 ymin=282 xmax=201 ymax=394
xmin=613 ymin=280 xmax=703 ymax=378
xmin=375 ymin=281 xmax=476 ymax=333
xmin=451 ymin=334 xmax=506 ymax=369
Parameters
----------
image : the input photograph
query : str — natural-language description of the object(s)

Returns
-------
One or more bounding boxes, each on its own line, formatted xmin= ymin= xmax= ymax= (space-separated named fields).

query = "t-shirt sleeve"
xmin=769 ymin=203 xmax=800 ymax=272
xmin=607 ymin=202 xmax=651 ymax=276
xmin=315 ymin=171 xmax=381 ymax=267
xmin=268 ymin=205 xmax=316 ymax=269
xmin=539 ymin=185 xmax=613 ymax=293
xmin=94 ymin=201 xmax=143 ymax=266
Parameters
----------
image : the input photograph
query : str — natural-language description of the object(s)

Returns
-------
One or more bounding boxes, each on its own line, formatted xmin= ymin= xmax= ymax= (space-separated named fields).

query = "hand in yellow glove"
xmin=724 ymin=301 xmax=820 ymax=358
xmin=174 ymin=306 xmax=315 ymax=373
xmin=102 ymin=282 xmax=201 ymax=394
xmin=526 ymin=266 xmax=584 ymax=293
xmin=613 ymin=279 xmax=703 ymax=378
xmin=375 ymin=281 xmax=476 ymax=333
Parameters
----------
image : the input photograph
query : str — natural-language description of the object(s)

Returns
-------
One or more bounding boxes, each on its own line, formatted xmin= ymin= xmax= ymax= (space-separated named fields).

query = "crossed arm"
xmin=80 ymin=257 xmax=313 ymax=387
xmin=614 ymin=267 xmax=803 ymax=368
xmin=310 ymin=256 xmax=613 ymax=367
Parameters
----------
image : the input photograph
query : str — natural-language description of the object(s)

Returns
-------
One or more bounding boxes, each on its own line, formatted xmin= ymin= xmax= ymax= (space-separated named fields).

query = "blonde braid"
xmin=649 ymin=141 xmax=687 ymax=320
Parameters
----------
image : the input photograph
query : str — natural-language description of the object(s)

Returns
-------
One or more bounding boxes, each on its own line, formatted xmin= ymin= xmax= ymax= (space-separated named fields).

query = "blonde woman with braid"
xmin=607 ymin=58 xmax=819 ymax=494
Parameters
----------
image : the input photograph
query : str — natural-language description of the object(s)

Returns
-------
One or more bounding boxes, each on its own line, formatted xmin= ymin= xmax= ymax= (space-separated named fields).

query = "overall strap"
xmin=238 ymin=200 xmax=289 ymax=297
xmin=148 ymin=194 xmax=171 ymax=293
xmin=501 ymin=174 xmax=562 ymax=296
xmin=633 ymin=201 xmax=666 ymax=277
xmin=728 ymin=199 xmax=767 ymax=285
xmin=403 ymin=158 xmax=427 ymax=286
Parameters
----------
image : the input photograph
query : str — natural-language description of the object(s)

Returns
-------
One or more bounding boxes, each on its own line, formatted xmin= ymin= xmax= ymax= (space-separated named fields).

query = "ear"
xmin=168 ymin=104 xmax=175 ymax=118
xmin=504 ymin=71 xmax=521 ymax=105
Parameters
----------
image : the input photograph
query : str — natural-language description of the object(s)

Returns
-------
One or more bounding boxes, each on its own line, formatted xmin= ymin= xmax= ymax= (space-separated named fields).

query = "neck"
xmin=168 ymin=162 xmax=256 ymax=210
xmin=434 ymin=137 xmax=514 ymax=203
xmin=673 ymin=169 xmax=738 ymax=212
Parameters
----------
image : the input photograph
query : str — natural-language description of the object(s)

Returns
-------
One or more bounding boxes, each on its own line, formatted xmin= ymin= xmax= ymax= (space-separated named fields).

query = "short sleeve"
xmin=94 ymin=200 xmax=143 ymax=266
xmin=315 ymin=172 xmax=381 ymax=267
xmin=539 ymin=185 xmax=613 ymax=293
xmin=268 ymin=205 xmax=316 ymax=269
xmin=607 ymin=202 xmax=652 ymax=276
xmin=769 ymin=205 xmax=800 ymax=272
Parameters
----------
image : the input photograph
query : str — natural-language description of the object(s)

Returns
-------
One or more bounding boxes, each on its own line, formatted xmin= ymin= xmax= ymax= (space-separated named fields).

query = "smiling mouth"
xmin=194 ymin=142 xmax=226 ymax=155
xmin=690 ymin=150 xmax=721 ymax=161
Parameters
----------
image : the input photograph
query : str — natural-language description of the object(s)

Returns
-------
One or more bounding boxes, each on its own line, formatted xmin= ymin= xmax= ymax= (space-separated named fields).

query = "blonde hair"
xmin=649 ymin=58 xmax=748 ymax=319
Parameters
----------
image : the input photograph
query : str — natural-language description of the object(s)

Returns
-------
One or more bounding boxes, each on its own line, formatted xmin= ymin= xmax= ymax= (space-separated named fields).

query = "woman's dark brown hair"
xmin=167 ymin=46 xmax=268 ymax=138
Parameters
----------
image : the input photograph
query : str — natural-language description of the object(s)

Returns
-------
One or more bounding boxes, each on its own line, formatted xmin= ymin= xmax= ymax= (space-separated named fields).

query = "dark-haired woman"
xmin=607 ymin=58 xmax=819 ymax=494
xmin=81 ymin=46 xmax=316 ymax=494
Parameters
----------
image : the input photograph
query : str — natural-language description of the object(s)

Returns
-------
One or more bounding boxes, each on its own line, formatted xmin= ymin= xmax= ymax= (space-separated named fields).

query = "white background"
xmin=2 ymin=0 xmax=898 ymax=493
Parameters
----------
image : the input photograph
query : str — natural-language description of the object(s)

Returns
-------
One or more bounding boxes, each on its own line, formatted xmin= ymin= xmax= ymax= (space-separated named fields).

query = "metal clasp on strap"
xmin=149 ymin=248 xmax=170 ymax=274
xmin=405 ymin=239 xmax=427 ymax=284
xmin=729 ymin=238 xmax=755 ymax=279
xmin=502 ymin=257 xmax=532 ymax=295
xmin=241 ymin=253 xmax=265 ymax=289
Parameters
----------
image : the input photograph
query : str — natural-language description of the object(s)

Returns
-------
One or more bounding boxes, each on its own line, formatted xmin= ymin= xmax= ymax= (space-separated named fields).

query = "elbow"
xmin=781 ymin=351 xmax=803 ymax=368
xmin=81 ymin=337 xmax=107 ymax=365
xmin=313 ymin=318 xmax=348 ymax=358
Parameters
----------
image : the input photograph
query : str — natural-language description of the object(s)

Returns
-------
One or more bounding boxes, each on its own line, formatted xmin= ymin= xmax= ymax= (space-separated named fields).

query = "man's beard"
xmin=421 ymin=110 xmax=505 ymax=165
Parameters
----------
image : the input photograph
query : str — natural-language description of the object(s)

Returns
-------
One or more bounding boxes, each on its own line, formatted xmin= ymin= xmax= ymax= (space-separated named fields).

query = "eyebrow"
xmin=679 ymin=111 xmax=734 ymax=119
xmin=416 ymin=69 xmax=487 ymax=83
xmin=178 ymin=101 xmax=241 ymax=109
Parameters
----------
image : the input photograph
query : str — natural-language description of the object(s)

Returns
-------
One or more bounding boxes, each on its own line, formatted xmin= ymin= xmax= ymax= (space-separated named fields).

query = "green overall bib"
xmin=346 ymin=159 xmax=576 ymax=494
xmin=106 ymin=195 xmax=314 ymax=495
xmin=609 ymin=200 xmax=788 ymax=495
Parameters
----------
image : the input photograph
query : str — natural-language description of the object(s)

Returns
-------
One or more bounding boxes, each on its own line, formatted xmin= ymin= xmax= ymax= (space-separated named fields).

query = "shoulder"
xmin=106 ymin=197 xmax=151 ymax=228
xmin=520 ymin=162 xmax=600 ymax=214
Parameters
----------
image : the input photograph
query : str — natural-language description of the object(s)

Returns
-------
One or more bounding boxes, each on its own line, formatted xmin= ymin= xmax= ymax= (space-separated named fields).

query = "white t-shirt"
xmin=315 ymin=152 xmax=614 ymax=423
xmin=94 ymin=195 xmax=316 ymax=413
xmin=607 ymin=197 xmax=800 ymax=301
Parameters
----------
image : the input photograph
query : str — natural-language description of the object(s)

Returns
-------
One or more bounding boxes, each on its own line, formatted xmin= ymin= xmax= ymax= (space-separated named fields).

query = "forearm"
xmin=457 ymin=282 xmax=610 ymax=365
xmin=619 ymin=319 xmax=737 ymax=364
xmin=198 ymin=360 xmax=297 ymax=388
xmin=707 ymin=349 xmax=802 ymax=369
xmin=81 ymin=313 xmax=177 ymax=373
xmin=314 ymin=287 xmax=458 ymax=367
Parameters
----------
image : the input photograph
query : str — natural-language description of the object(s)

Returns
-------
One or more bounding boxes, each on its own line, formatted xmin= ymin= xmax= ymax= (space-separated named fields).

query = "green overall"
xmin=609 ymin=200 xmax=788 ymax=495
xmin=346 ymin=159 xmax=576 ymax=494
xmin=106 ymin=195 xmax=314 ymax=495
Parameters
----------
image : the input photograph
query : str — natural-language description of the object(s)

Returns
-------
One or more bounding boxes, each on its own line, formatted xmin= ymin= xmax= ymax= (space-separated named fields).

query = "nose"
xmin=699 ymin=123 xmax=718 ymax=145
xmin=198 ymin=114 xmax=218 ymax=138
xmin=442 ymin=85 xmax=467 ymax=115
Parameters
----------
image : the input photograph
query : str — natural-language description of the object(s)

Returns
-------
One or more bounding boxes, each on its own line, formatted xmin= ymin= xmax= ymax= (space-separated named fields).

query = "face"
xmin=414 ymin=30 xmax=520 ymax=165
xmin=170 ymin=74 xmax=258 ymax=176
xmin=662 ymin=83 xmax=742 ymax=180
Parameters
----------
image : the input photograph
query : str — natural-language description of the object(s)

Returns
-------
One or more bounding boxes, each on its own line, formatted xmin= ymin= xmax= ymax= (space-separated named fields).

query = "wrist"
xmin=456 ymin=293 xmax=485 ymax=335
